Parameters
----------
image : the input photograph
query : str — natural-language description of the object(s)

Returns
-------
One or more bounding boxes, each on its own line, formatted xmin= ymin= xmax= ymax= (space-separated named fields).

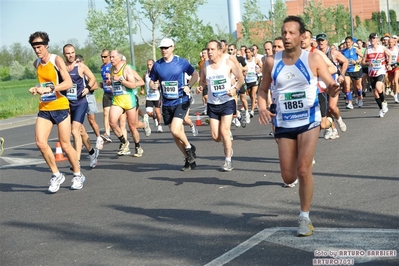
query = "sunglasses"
xmin=76 ymin=60 xmax=81 ymax=63
xmin=160 ymin=46 xmax=171 ymax=50
xmin=228 ymin=49 xmax=234 ymax=51
xmin=101 ymin=55 xmax=109 ymax=58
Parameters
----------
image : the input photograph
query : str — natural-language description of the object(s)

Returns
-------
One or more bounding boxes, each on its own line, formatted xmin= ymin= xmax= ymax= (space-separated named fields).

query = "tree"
xmin=9 ymin=61 xmax=25 ymax=80
xmin=130 ymin=0 xmax=207 ymax=60
xmin=389 ymin=10 xmax=398 ymax=34
xmin=86 ymin=0 xmax=131 ymax=51
xmin=266 ymin=0 xmax=287 ymax=40
xmin=241 ymin=0 xmax=266 ymax=44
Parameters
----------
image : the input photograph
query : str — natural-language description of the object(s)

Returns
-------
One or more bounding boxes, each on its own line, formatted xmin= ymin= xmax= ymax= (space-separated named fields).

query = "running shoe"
xmin=346 ymin=103 xmax=354 ymax=109
xmin=240 ymin=106 xmax=245 ymax=111
xmin=357 ymin=98 xmax=363 ymax=108
xmin=48 ymin=173 xmax=65 ymax=193
xmin=143 ymin=114 xmax=152 ymax=137
xmin=394 ymin=94 xmax=399 ymax=103
xmin=336 ymin=117 xmax=347 ymax=132
xmin=230 ymin=131 xmax=233 ymax=141
xmin=154 ymin=118 xmax=159 ymax=127
xmin=191 ymin=125 xmax=198 ymax=136
xmin=201 ymin=109 xmax=207 ymax=115
xmin=232 ymin=118 xmax=241 ymax=127
xmin=324 ymin=128 xmax=333 ymax=140
xmin=89 ymin=149 xmax=99 ymax=168
xmin=157 ymin=125 xmax=163 ymax=132
xmin=190 ymin=95 xmax=195 ymax=105
xmin=185 ymin=146 xmax=196 ymax=164
xmin=101 ymin=133 xmax=112 ymax=143
xmin=249 ymin=110 xmax=254 ymax=118
xmin=71 ymin=173 xmax=86 ymax=190
xmin=284 ymin=179 xmax=298 ymax=188
xmin=378 ymin=109 xmax=384 ymax=118
xmin=330 ymin=129 xmax=339 ymax=139
xmin=0 ymin=137 xmax=4 ymax=156
xmin=133 ymin=147 xmax=143 ymax=157
xmin=297 ymin=216 xmax=314 ymax=237
xmin=238 ymin=114 xmax=246 ymax=128
xmin=117 ymin=141 xmax=130 ymax=156
xmin=222 ymin=160 xmax=233 ymax=172
xmin=96 ymin=137 xmax=104 ymax=150
xmin=181 ymin=158 xmax=196 ymax=171
xmin=245 ymin=112 xmax=251 ymax=124
xmin=382 ymin=101 xmax=388 ymax=114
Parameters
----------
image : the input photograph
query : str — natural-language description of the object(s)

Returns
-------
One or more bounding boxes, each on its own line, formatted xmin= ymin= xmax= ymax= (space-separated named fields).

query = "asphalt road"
xmin=0 ymin=93 xmax=398 ymax=266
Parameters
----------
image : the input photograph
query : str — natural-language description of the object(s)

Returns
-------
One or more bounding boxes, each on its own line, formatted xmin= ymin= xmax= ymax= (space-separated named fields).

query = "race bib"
xmin=245 ymin=72 xmax=257 ymax=83
xmin=40 ymin=82 xmax=56 ymax=102
xmin=278 ymin=91 xmax=309 ymax=121
xmin=66 ymin=84 xmax=77 ymax=100
xmin=112 ymin=81 xmax=124 ymax=96
xmin=161 ymin=81 xmax=179 ymax=99
xmin=210 ymin=78 xmax=228 ymax=98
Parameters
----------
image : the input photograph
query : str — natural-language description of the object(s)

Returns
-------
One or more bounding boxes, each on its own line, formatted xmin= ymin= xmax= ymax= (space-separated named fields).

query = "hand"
xmin=196 ymin=86 xmax=203 ymax=94
xmin=325 ymin=82 xmax=340 ymax=98
xmin=258 ymin=108 xmax=275 ymax=125
xmin=337 ymin=75 xmax=344 ymax=84
xmin=29 ymin=87 xmax=38 ymax=95
xmin=82 ymin=88 xmax=89 ymax=96
xmin=183 ymin=85 xmax=190 ymax=95
xmin=153 ymin=81 xmax=159 ymax=90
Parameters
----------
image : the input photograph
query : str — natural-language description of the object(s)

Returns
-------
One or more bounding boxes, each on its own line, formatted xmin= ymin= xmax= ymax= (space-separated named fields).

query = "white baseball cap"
xmin=158 ymin=38 xmax=174 ymax=48
xmin=393 ymin=35 xmax=398 ymax=39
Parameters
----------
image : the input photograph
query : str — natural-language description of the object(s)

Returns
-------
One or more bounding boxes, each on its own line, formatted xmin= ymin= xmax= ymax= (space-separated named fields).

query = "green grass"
xmin=0 ymin=77 xmax=104 ymax=120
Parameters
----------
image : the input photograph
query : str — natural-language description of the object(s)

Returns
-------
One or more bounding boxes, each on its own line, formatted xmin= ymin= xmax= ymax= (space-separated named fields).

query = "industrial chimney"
xmin=227 ymin=0 xmax=241 ymax=38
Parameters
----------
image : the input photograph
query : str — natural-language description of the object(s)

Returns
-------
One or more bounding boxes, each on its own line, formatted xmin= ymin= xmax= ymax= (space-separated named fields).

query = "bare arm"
xmin=311 ymin=52 xmax=340 ymax=97
xmin=124 ymin=66 xmax=144 ymax=88
xmin=258 ymin=56 xmax=275 ymax=125
xmin=315 ymin=49 xmax=336 ymax=75
xmin=52 ymin=55 xmax=73 ymax=92
xmin=333 ymin=50 xmax=348 ymax=76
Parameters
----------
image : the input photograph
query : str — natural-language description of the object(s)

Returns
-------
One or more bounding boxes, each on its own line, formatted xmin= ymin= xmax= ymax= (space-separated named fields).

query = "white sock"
xmin=53 ymin=171 xmax=60 ymax=177
xmin=185 ymin=144 xmax=192 ymax=149
xmin=299 ymin=211 xmax=309 ymax=219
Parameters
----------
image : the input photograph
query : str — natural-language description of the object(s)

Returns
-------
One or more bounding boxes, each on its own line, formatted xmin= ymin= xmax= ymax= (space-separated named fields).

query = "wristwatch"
xmin=119 ymin=76 xmax=125 ymax=82
xmin=49 ymin=84 xmax=55 ymax=92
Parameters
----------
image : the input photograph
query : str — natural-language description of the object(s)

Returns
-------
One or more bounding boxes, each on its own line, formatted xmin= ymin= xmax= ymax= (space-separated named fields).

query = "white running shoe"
xmin=117 ymin=141 xmax=130 ymax=156
xmin=357 ymin=99 xmax=363 ymax=108
xmin=191 ymin=125 xmax=198 ymax=136
xmin=378 ymin=109 xmax=384 ymax=118
xmin=157 ymin=125 xmax=163 ymax=132
xmin=297 ymin=216 xmax=314 ymax=237
xmin=89 ymin=149 xmax=99 ymax=168
xmin=96 ymin=137 xmax=104 ymax=150
xmin=336 ymin=117 xmax=347 ymax=132
xmin=71 ymin=173 xmax=86 ymax=190
xmin=245 ymin=112 xmax=251 ymax=124
xmin=143 ymin=114 xmax=151 ymax=137
xmin=284 ymin=179 xmax=298 ymax=188
xmin=346 ymin=103 xmax=354 ymax=109
xmin=48 ymin=173 xmax=65 ymax=193
xmin=324 ymin=128 xmax=333 ymax=140
xmin=222 ymin=160 xmax=233 ymax=172
xmin=249 ymin=110 xmax=254 ymax=118
xmin=133 ymin=147 xmax=143 ymax=157
xmin=154 ymin=118 xmax=159 ymax=127
xmin=232 ymin=118 xmax=241 ymax=127
xmin=330 ymin=129 xmax=339 ymax=139
xmin=394 ymin=94 xmax=399 ymax=103
xmin=382 ymin=101 xmax=388 ymax=114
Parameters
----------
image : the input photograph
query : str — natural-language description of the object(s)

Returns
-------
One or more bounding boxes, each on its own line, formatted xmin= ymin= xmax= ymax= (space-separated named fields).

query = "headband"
xmin=31 ymin=41 xmax=48 ymax=46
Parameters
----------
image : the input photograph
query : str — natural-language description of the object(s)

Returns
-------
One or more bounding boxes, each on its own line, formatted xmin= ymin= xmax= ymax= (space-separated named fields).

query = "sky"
xmin=0 ymin=0 xmax=271 ymax=49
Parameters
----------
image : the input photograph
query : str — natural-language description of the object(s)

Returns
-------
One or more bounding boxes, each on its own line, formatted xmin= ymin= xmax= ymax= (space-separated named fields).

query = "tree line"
xmin=0 ymin=0 xmax=397 ymax=82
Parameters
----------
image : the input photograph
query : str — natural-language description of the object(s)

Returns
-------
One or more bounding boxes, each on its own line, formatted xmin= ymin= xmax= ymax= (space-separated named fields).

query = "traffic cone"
xmin=54 ymin=142 xmax=68 ymax=162
xmin=195 ymin=112 xmax=203 ymax=126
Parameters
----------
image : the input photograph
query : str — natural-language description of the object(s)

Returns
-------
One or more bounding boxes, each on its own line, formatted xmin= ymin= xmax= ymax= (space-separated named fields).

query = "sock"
xmin=118 ymin=135 xmax=126 ymax=144
xmin=73 ymin=172 xmax=81 ymax=176
xmin=135 ymin=142 xmax=140 ymax=148
xmin=299 ymin=211 xmax=310 ymax=219
xmin=357 ymin=89 xmax=362 ymax=97
xmin=375 ymin=98 xmax=382 ymax=109
xmin=185 ymin=144 xmax=192 ymax=150
xmin=379 ymin=93 xmax=385 ymax=103
xmin=346 ymin=91 xmax=352 ymax=101
xmin=97 ymin=136 xmax=102 ymax=140
xmin=225 ymin=157 xmax=231 ymax=162
xmin=53 ymin=171 xmax=60 ymax=177
xmin=88 ymin=149 xmax=94 ymax=155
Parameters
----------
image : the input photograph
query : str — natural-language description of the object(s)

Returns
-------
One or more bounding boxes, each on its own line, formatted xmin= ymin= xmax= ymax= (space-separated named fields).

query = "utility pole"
xmin=126 ymin=0 xmax=135 ymax=67
xmin=349 ymin=0 xmax=354 ymax=37
xmin=387 ymin=0 xmax=391 ymax=35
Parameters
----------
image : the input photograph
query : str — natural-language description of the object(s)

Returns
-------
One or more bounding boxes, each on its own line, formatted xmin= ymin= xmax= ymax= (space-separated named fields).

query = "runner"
xmin=99 ymin=49 xmax=113 ymax=143
xmin=63 ymin=44 xmax=99 ymax=168
xmin=142 ymin=59 xmax=163 ymax=132
xmin=362 ymin=33 xmax=392 ymax=118
xmin=258 ymin=16 xmax=340 ymax=237
xmin=28 ymin=31 xmax=86 ymax=193
xmin=149 ymin=38 xmax=199 ymax=171
xmin=107 ymin=50 xmax=150 ymax=157
xmin=198 ymin=40 xmax=244 ymax=171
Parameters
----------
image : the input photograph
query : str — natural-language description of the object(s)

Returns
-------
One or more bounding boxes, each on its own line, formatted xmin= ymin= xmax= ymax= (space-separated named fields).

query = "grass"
xmin=0 ymin=77 xmax=104 ymax=120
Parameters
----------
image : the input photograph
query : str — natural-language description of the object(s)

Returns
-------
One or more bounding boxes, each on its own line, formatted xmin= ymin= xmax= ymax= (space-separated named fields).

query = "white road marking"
xmin=0 ymin=156 xmax=45 ymax=168
xmin=205 ymin=227 xmax=399 ymax=265
xmin=204 ymin=228 xmax=278 ymax=266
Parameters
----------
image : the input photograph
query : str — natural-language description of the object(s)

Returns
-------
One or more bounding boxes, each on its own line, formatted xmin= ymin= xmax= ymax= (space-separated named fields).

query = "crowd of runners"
xmin=25 ymin=15 xmax=397 ymax=237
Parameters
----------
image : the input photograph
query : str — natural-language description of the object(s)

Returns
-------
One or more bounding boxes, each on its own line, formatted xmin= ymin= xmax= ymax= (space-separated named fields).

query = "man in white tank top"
xmin=197 ymin=40 xmax=244 ymax=172
xmin=258 ymin=16 xmax=340 ymax=237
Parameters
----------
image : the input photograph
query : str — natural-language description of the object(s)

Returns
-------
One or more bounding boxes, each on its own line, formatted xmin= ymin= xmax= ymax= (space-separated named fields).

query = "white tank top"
xmin=205 ymin=58 xmax=234 ymax=105
xmin=270 ymin=50 xmax=320 ymax=128
xmin=145 ymin=71 xmax=160 ymax=101
xmin=366 ymin=45 xmax=387 ymax=77
xmin=245 ymin=57 xmax=258 ymax=84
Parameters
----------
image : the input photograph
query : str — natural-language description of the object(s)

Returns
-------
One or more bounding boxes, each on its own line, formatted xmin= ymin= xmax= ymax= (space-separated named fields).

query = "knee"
xmin=36 ymin=139 xmax=47 ymax=150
